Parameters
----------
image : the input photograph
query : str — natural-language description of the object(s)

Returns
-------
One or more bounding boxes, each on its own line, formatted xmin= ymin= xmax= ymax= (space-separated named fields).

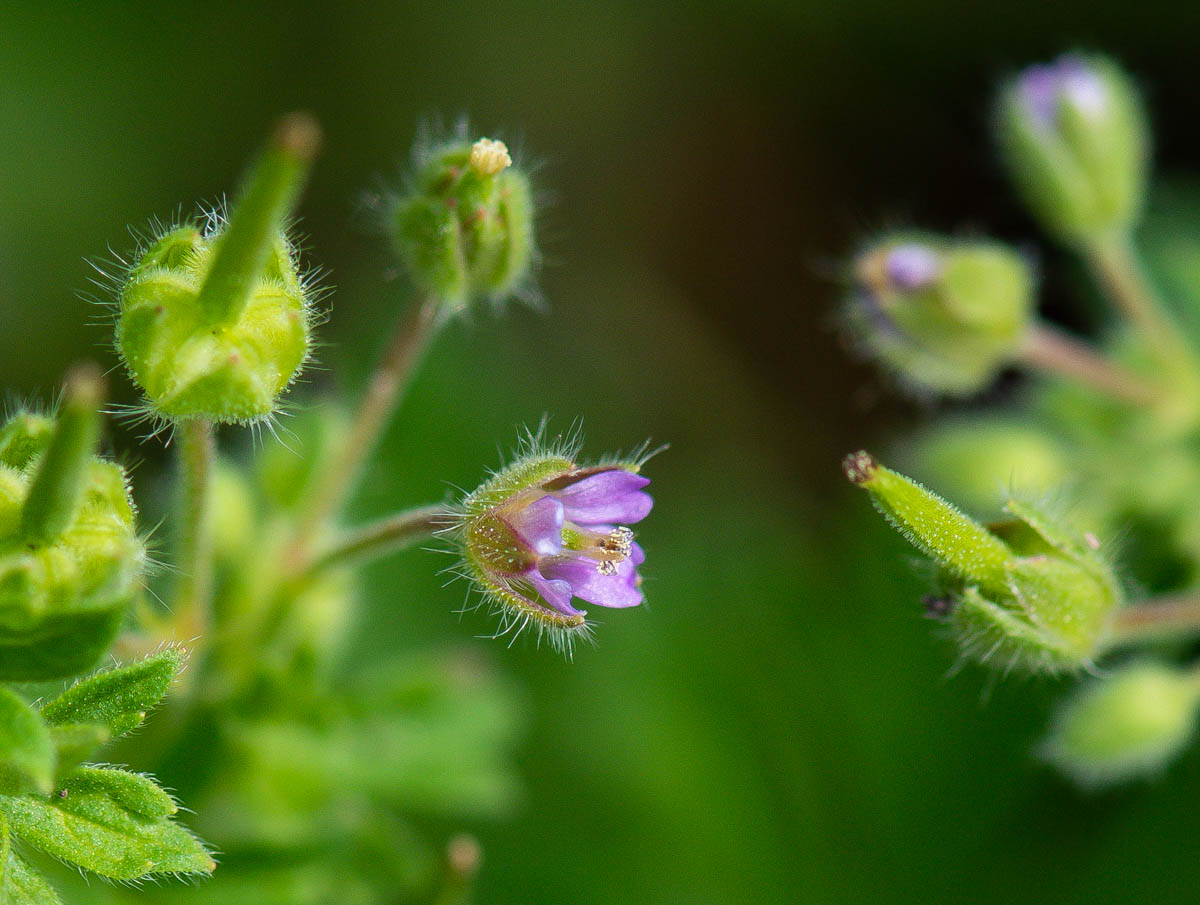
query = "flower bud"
xmin=116 ymin=114 xmax=321 ymax=425
xmin=847 ymin=236 xmax=1035 ymax=395
xmin=996 ymin=53 xmax=1148 ymax=244
xmin=844 ymin=452 xmax=1120 ymax=673
xmin=391 ymin=135 xmax=535 ymax=312
xmin=454 ymin=435 xmax=654 ymax=655
xmin=0 ymin=371 xmax=145 ymax=679
xmin=1042 ymin=662 xmax=1200 ymax=786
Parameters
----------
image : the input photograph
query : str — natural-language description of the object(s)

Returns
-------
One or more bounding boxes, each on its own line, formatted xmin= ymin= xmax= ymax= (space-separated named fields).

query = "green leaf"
xmin=0 ymin=815 xmax=62 ymax=905
xmin=0 ymin=690 xmax=53 ymax=796
xmin=0 ymin=605 xmax=125 ymax=683
xmin=47 ymin=724 xmax=109 ymax=776
xmin=40 ymin=647 xmax=184 ymax=735
xmin=0 ymin=766 xmax=214 ymax=881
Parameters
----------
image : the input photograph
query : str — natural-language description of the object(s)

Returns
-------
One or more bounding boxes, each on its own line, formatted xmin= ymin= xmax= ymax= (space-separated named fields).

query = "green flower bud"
xmin=0 ymin=370 xmax=145 ymax=679
xmin=1042 ymin=662 xmax=1200 ymax=786
xmin=997 ymin=53 xmax=1148 ymax=244
xmin=391 ymin=135 xmax=535 ymax=311
xmin=847 ymin=236 xmax=1035 ymax=395
xmin=844 ymin=452 xmax=1121 ymax=673
xmin=115 ymin=114 xmax=321 ymax=425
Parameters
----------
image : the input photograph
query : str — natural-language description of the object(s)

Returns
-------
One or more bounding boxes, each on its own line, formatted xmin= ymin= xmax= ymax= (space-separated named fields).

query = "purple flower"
xmin=460 ymin=454 xmax=654 ymax=648
xmin=1019 ymin=55 xmax=1108 ymax=130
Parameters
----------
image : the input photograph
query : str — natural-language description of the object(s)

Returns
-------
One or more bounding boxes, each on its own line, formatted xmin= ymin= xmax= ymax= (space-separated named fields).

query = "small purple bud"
xmin=884 ymin=244 xmax=942 ymax=290
xmin=999 ymin=52 xmax=1147 ymax=241
xmin=1019 ymin=55 xmax=1109 ymax=130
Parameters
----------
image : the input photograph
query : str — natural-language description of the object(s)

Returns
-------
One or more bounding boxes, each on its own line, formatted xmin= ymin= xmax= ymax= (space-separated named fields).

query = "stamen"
xmin=599 ymin=526 xmax=634 ymax=558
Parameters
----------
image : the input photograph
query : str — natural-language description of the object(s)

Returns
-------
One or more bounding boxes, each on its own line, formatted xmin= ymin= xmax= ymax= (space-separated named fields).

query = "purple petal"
xmin=1060 ymin=65 xmax=1106 ymax=117
xmin=506 ymin=495 xmax=563 ymax=556
xmin=542 ymin=555 xmax=644 ymax=609
xmin=554 ymin=470 xmax=653 ymax=526
xmin=1019 ymin=64 xmax=1061 ymax=128
xmin=527 ymin=572 xmax=584 ymax=618
xmin=885 ymin=244 xmax=941 ymax=291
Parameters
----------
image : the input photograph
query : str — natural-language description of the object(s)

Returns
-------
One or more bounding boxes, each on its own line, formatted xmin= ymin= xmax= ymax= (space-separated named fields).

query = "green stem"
xmin=20 ymin=364 xmax=103 ymax=546
xmin=304 ymin=504 xmax=446 ymax=578
xmin=171 ymin=420 xmax=216 ymax=643
xmin=1018 ymin=322 xmax=1160 ymax=405
xmin=195 ymin=113 xmax=321 ymax=325
xmin=287 ymin=294 xmax=444 ymax=564
xmin=1083 ymin=232 xmax=1195 ymax=372
xmin=1108 ymin=593 xmax=1200 ymax=648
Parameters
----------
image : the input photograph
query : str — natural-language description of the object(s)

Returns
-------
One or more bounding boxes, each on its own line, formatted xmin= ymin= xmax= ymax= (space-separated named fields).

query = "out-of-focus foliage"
xmin=7 ymin=2 xmax=1200 ymax=904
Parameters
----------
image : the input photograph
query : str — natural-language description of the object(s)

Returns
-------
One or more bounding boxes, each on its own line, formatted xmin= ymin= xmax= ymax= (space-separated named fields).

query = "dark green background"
xmin=4 ymin=2 xmax=1200 ymax=902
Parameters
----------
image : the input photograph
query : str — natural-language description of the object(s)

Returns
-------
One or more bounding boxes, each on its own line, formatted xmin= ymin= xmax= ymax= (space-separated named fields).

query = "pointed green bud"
xmin=997 ymin=53 xmax=1148 ymax=244
xmin=20 ymin=365 xmax=103 ymax=547
xmin=391 ymin=135 xmax=535 ymax=312
xmin=847 ymin=236 xmax=1034 ymax=395
xmin=1042 ymin=662 xmax=1200 ymax=786
xmin=844 ymin=452 xmax=1121 ymax=673
xmin=116 ymin=114 xmax=321 ymax=424
xmin=0 ymin=375 xmax=145 ymax=680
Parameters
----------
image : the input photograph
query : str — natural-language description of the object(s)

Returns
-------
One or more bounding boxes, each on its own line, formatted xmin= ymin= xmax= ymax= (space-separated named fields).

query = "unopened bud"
xmin=116 ymin=114 xmax=319 ymax=424
xmin=996 ymin=53 xmax=1148 ymax=244
xmin=844 ymin=452 xmax=1121 ymax=673
xmin=847 ymin=236 xmax=1034 ymax=395
xmin=391 ymin=133 xmax=535 ymax=312
xmin=1042 ymin=662 xmax=1200 ymax=786
xmin=0 ymin=379 xmax=144 ymax=680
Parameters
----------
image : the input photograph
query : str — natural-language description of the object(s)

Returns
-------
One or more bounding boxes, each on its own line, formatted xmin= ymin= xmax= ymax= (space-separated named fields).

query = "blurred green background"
xmin=5 ymin=2 xmax=1200 ymax=902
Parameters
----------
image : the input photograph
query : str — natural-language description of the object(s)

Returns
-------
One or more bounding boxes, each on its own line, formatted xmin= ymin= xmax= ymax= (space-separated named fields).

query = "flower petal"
xmin=527 ymin=571 xmax=584 ymax=618
xmin=506 ymin=494 xmax=564 ymax=556
xmin=542 ymin=555 xmax=644 ymax=609
xmin=554 ymin=470 xmax=652 ymax=525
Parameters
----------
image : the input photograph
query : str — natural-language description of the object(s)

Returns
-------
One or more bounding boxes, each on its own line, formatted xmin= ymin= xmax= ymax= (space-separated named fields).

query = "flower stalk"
xmin=1017 ymin=322 xmax=1160 ymax=404
xmin=1083 ymin=232 xmax=1195 ymax=374
xmin=289 ymin=293 xmax=444 ymax=562
xmin=304 ymin=504 xmax=447 ymax=578
xmin=1108 ymin=593 xmax=1200 ymax=648
xmin=171 ymin=419 xmax=216 ymax=643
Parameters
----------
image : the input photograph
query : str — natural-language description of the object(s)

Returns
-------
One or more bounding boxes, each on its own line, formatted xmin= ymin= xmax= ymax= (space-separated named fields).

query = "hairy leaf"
xmin=0 ymin=766 xmax=213 ymax=881
xmin=0 ymin=690 xmax=52 ymax=796
xmin=40 ymin=647 xmax=184 ymax=735
xmin=0 ymin=815 xmax=62 ymax=905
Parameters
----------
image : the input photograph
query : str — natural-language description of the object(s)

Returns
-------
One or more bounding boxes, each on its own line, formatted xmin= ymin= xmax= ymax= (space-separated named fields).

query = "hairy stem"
xmin=305 ymin=504 xmax=447 ymax=578
xmin=1018 ymin=323 xmax=1159 ymax=404
xmin=171 ymin=419 xmax=216 ymax=643
xmin=1108 ymin=593 xmax=1200 ymax=647
xmin=289 ymin=294 xmax=444 ymax=563
xmin=1083 ymin=233 xmax=1195 ymax=372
